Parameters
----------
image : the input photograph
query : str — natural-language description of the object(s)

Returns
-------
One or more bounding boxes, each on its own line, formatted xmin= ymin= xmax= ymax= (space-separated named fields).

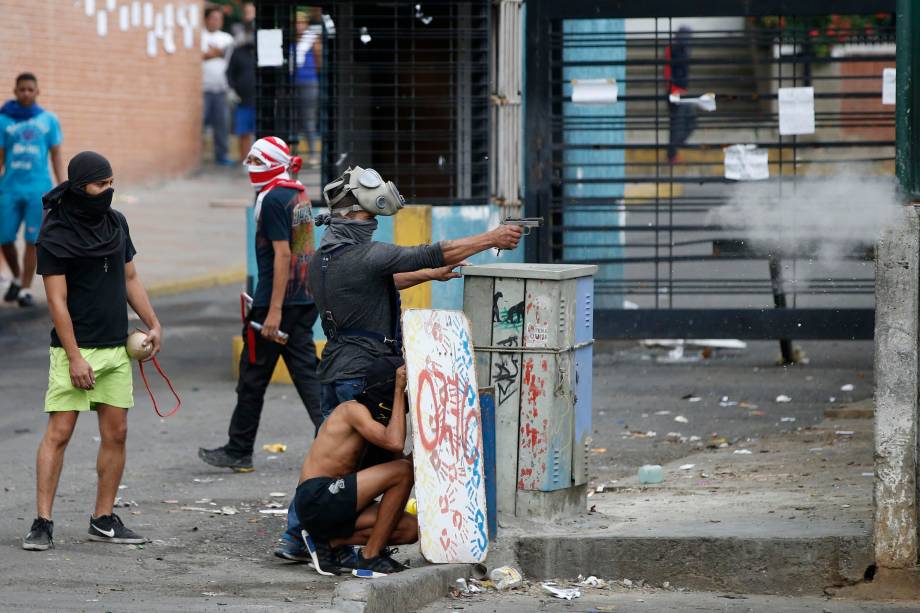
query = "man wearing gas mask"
xmin=274 ymin=166 xmax=521 ymax=561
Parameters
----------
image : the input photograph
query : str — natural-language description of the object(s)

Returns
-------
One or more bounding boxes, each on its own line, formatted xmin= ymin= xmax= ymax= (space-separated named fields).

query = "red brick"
xmin=0 ymin=0 xmax=202 ymax=184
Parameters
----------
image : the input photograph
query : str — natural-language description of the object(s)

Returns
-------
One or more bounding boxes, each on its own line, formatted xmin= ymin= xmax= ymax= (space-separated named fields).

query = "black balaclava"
xmin=38 ymin=151 xmax=123 ymax=258
xmin=353 ymin=356 xmax=405 ymax=425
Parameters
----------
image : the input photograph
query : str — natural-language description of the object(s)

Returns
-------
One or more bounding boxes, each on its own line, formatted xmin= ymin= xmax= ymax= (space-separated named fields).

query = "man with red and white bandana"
xmin=199 ymin=137 xmax=322 ymax=472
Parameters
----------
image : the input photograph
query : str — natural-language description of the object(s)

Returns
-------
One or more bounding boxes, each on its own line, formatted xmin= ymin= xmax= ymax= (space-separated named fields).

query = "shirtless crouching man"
xmin=295 ymin=357 xmax=417 ymax=578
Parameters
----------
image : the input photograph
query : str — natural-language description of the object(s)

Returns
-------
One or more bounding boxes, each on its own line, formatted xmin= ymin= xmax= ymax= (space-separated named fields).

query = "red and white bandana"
xmin=246 ymin=136 xmax=305 ymax=219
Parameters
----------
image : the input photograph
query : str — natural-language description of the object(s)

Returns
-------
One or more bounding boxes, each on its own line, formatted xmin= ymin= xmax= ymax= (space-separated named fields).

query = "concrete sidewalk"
xmin=510 ymin=412 xmax=874 ymax=595
xmin=0 ymin=165 xmax=322 ymax=319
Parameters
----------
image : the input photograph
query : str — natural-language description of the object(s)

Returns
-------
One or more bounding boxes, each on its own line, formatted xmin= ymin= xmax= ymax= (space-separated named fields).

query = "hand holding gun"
xmin=496 ymin=217 xmax=543 ymax=256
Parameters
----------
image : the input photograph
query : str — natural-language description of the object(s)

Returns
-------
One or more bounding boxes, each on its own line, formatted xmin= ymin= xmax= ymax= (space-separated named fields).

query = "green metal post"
xmin=897 ymin=0 xmax=920 ymax=199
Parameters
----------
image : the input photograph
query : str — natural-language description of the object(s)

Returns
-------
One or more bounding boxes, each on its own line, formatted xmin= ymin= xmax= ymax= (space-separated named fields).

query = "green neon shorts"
xmin=45 ymin=346 xmax=134 ymax=412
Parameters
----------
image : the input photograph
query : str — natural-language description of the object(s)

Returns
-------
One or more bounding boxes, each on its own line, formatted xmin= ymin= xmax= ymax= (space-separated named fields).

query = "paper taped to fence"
xmin=257 ymin=29 xmax=284 ymax=67
xmin=882 ymin=68 xmax=896 ymax=105
xmin=723 ymin=144 xmax=769 ymax=181
xmin=403 ymin=309 xmax=489 ymax=564
xmin=778 ymin=87 xmax=815 ymax=135
xmin=571 ymin=79 xmax=618 ymax=105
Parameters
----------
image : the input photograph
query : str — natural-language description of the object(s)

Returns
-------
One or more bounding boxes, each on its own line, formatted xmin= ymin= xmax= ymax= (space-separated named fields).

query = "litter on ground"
xmin=541 ymin=583 xmax=581 ymax=600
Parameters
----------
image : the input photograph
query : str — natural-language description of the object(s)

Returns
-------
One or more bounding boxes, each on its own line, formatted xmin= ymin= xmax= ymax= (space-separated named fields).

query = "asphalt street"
xmin=0 ymin=283 xmax=877 ymax=611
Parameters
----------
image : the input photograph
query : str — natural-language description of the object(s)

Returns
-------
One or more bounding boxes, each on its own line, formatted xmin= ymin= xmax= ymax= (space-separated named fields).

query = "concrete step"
xmin=516 ymin=533 xmax=871 ymax=595
xmin=509 ymin=415 xmax=875 ymax=597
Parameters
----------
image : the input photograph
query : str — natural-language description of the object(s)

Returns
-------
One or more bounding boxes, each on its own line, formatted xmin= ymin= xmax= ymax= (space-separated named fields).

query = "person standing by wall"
xmin=665 ymin=26 xmax=696 ymax=164
xmin=198 ymin=136 xmax=322 ymax=473
xmin=227 ymin=20 xmax=257 ymax=163
xmin=201 ymin=5 xmax=235 ymax=166
xmin=294 ymin=9 xmax=322 ymax=167
xmin=0 ymin=73 xmax=64 ymax=307
xmin=22 ymin=151 xmax=162 ymax=550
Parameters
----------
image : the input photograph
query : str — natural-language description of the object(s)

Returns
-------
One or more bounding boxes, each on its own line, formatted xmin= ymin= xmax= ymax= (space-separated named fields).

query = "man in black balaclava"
xmin=22 ymin=151 xmax=163 ymax=552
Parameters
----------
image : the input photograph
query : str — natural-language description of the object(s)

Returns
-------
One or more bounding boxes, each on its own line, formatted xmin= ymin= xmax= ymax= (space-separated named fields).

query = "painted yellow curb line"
xmin=147 ymin=266 xmax=247 ymax=298
xmin=231 ymin=335 xmax=326 ymax=384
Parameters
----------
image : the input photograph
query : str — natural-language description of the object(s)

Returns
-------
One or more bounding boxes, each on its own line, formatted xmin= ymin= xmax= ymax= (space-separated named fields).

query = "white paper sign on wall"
xmin=778 ymin=86 xmax=815 ymax=136
xmin=257 ymin=29 xmax=285 ymax=67
xmin=723 ymin=144 xmax=769 ymax=181
xmin=882 ymin=68 xmax=896 ymax=106
xmin=571 ymin=79 xmax=618 ymax=105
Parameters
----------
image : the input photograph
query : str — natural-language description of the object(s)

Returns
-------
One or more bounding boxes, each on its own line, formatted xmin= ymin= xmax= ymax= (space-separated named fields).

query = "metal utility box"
xmin=463 ymin=263 xmax=596 ymax=521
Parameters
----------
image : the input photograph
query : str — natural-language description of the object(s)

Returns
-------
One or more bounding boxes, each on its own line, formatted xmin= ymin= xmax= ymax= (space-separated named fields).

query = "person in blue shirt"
xmin=294 ymin=10 xmax=322 ymax=166
xmin=0 ymin=73 xmax=64 ymax=307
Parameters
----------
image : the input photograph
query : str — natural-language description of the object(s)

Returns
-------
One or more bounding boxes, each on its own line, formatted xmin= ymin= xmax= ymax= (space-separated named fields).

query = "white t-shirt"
xmin=201 ymin=29 xmax=235 ymax=93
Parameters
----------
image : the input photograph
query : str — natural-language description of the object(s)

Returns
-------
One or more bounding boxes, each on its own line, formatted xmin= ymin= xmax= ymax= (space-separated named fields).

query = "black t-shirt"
xmin=36 ymin=214 xmax=137 ymax=348
xmin=252 ymin=185 xmax=315 ymax=307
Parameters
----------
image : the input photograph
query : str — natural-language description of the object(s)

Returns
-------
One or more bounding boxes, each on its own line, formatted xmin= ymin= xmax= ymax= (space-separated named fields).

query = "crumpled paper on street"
xmin=541 ymin=582 xmax=581 ymax=600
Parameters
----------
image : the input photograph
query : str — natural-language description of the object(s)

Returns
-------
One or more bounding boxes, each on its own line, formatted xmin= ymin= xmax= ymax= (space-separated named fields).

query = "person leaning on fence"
xmin=295 ymin=356 xmax=417 ymax=578
xmin=272 ymin=165 xmax=524 ymax=562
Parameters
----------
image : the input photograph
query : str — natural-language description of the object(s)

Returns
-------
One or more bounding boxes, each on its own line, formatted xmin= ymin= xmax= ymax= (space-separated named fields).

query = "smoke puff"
xmin=711 ymin=170 xmax=901 ymax=270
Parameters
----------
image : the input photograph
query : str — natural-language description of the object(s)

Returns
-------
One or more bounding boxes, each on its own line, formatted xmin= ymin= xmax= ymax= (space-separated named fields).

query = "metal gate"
xmin=255 ymin=1 xmax=490 ymax=205
xmin=525 ymin=0 xmax=896 ymax=340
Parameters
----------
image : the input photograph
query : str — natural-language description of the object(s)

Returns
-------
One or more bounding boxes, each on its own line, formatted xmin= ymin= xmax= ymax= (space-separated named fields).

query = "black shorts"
xmin=294 ymin=473 xmax=359 ymax=540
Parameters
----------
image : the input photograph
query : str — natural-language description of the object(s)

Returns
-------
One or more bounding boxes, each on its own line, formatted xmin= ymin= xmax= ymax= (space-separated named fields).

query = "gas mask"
xmin=322 ymin=166 xmax=405 ymax=217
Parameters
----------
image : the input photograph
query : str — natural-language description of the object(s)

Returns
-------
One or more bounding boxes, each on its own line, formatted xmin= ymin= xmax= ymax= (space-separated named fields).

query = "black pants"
xmin=225 ymin=304 xmax=322 ymax=457
xmin=668 ymin=102 xmax=697 ymax=162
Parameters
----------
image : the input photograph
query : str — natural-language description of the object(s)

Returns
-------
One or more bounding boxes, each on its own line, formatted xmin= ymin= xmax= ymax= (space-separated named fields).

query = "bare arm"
xmin=393 ymin=263 xmax=466 ymax=290
xmin=125 ymin=261 xmax=162 ymax=356
xmin=49 ymin=145 xmax=64 ymax=184
xmin=43 ymin=274 xmax=95 ymax=389
xmin=347 ymin=366 xmax=408 ymax=452
xmin=439 ymin=225 xmax=522 ymax=266
xmin=394 ymin=269 xmax=434 ymax=291
xmin=261 ymin=240 xmax=291 ymax=340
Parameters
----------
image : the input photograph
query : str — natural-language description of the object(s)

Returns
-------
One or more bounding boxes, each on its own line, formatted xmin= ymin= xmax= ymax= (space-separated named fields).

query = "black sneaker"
xmin=22 ymin=517 xmax=54 ymax=551
xmin=334 ymin=545 xmax=359 ymax=570
xmin=273 ymin=537 xmax=311 ymax=563
xmin=88 ymin=513 xmax=146 ymax=544
xmin=3 ymin=281 xmax=20 ymax=303
xmin=301 ymin=529 xmax=342 ymax=576
xmin=17 ymin=293 xmax=34 ymax=308
xmin=352 ymin=549 xmax=409 ymax=578
xmin=198 ymin=447 xmax=254 ymax=473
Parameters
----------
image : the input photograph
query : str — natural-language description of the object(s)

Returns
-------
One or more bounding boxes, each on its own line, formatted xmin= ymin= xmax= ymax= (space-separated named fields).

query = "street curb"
xmin=331 ymin=563 xmax=471 ymax=613
xmin=146 ymin=266 xmax=246 ymax=298
xmin=0 ymin=267 xmax=245 ymax=332
xmin=0 ymin=304 xmax=48 ymax=330
xmin=515 ymin=534 xmax=873 ymax=595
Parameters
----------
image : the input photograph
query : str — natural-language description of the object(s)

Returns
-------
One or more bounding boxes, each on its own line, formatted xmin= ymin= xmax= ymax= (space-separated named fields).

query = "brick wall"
xmin=841 ymin=59 xmax=896 ymax=143
xmin=0 ymin=0 xmax=202 ymax=185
